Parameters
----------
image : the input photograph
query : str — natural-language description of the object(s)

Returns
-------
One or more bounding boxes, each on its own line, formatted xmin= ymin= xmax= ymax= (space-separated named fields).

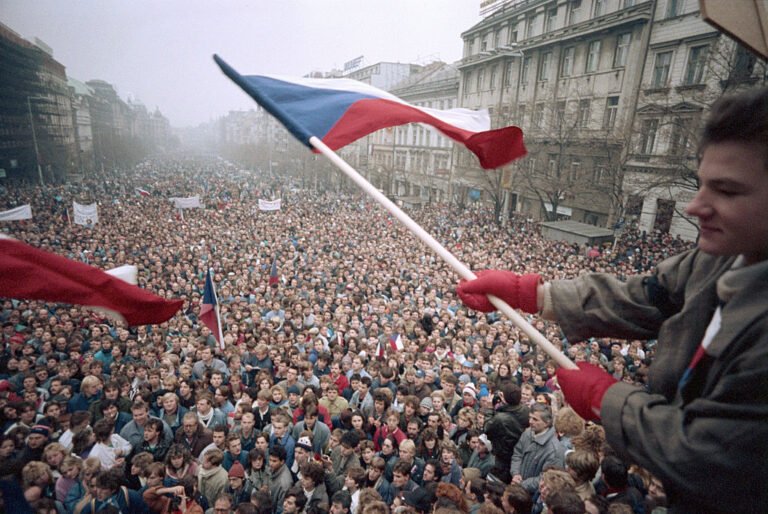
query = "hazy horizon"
xmin=2 ymin=0 xmax=481 ymax=128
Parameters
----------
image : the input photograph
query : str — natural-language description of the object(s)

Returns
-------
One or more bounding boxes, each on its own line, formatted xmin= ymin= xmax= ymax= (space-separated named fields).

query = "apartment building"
xmin=457 ymin=0 xmax=654 ymax=225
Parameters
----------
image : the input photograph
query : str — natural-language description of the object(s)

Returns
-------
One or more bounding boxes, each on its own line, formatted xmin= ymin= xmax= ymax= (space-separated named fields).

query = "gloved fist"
xmin=556 ymin=363 xmax=617 ymax=422
xmin=456 ymin=270 xmax=541 ymax=313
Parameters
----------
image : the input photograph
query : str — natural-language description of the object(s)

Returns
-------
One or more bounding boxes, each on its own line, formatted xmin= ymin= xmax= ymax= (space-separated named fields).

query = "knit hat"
xmin=477 ymin=433 xmax=493 ymax=452
xmin=30 ymin=424 xmax=51 ymax=438
xmin=462 ymin=383 xmax=478 ymax=399
xmin=420 ymin=397 xmax=433 ymax=410
xmin=228 ymin=461 xmax=245 ymax=478
xmin=296 ymin=436 xmax=313 ymax=452
xmin=287 ymin=385 xmax=301 ymax=396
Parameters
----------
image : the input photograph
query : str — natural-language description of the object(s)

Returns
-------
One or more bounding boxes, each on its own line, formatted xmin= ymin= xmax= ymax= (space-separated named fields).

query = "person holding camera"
xmin=482 ymin=382 xmax=529 ymax=483
xmin=143 ymin=475 xmax=203 ymax=514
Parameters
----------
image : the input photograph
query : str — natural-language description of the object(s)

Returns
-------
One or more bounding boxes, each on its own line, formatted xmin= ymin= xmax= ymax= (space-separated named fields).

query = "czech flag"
xmin=135 ymin=188 xmax=151 ymax=197
xmin=0 ymin=235 xmax=181 ymax=325
xmin=200 ymin=268 xmax=223 ymax=348
xmin=268 ymin=257 xmax=279 ymax=288
xmin=389 ymin=334 xmax=404 ymax=352
xmin=214 ymin=55 xmax=526 ymax=170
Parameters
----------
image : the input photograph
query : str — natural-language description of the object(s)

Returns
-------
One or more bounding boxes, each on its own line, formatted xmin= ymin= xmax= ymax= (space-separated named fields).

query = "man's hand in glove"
xmin=456 ymin=270 xmax=541 ymax=313
xmin=557 ymin=363 xmax=618 ymax=422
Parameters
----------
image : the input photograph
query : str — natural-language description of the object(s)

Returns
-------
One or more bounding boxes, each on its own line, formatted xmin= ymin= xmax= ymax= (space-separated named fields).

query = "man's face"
xmin=269 ymin=455 xmax=283 ymax=473
xmin=273 ymin=422 xmax=286 ymax=438
xmin=130 ymin=406 xmax=148 ymax=426
xmin=529 ymin=412 xmax=548 ymax=434
xmin=685 ymin=141 xmax=768 ymax=264
xmin=183 ymin=418 xmax=198 ymax=437
xmin=283 ymin=496 xmax=298 ymax=514
xmin=228 ymin=438 xmax=242 ymax=455
xmin=392 ymin=471 xmax=408 ymax=488
xmin=241 ymin=413 xmax=255 ymax=432
xmin=214 ymin=498 xmax=232 ymax=513
xmin=27 ymin=433 xmax=47 ymax=449
xmin=143 ymin=425 xmax=159 ymax=442
xmin=213 ymin=430 xmax=226 ymax=447
xmin=330 ymin=502 xmax=348 ymax=514
xmin=256 ymin=436 xmax=268 ymax=452
xmin=103 ymin=404 xmax=118 ymax=421
xmin=196 ymin=399 xmax=211 ymax=415
xmin=94 ymin=486 xmax=114 ymax=502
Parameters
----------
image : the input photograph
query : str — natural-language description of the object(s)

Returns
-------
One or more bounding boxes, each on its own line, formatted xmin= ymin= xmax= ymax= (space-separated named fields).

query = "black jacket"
xmin=484 ymin=403 xmax=529 ymax=462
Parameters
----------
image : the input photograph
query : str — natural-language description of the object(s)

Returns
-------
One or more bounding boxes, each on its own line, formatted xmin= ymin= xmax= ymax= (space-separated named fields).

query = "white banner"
xmin=73 ymin=202 xmax=98 ymax=226
xmin=169 ymin=196 xmax=203 ymax=209
xmin=0 ymin=204 xmax=32 ymax=221
xmin=258 ymin=198 xmax=282 ymax=211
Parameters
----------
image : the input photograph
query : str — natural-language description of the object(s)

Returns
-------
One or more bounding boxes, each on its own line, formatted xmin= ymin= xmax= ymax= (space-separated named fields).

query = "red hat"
xmin=228 ymin=462 xmax=245 ymax=478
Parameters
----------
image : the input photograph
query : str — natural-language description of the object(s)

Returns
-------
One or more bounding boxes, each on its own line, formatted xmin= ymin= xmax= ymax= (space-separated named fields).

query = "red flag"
xmin=376 ymin=340 xmax=385 ymax=360
xmin=135 ymin=188 xmax=151 ymax=197
xmin=200 ymin=268 xmax=223 ymax=349
xmin=0 ymin=236 xmax=182 ymax=325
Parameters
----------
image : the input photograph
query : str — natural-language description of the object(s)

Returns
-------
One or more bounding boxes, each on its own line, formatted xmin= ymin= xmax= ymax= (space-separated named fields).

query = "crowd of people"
xmin=0 ymin=156 xmax=694 ymax=514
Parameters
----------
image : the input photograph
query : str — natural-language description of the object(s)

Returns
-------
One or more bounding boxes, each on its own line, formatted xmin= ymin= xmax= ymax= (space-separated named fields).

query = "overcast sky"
xmin=2 ymin=0 xmax=481 ymax=127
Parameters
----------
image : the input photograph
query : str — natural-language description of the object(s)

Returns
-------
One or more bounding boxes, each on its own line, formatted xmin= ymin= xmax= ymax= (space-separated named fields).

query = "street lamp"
xmin=26 ymin=95 xmax=46 ymax=186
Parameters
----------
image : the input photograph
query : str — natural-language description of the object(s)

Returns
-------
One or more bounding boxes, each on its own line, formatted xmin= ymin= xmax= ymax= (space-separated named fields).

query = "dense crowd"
xmin=0 ymin=156 xmax=694 ymax=514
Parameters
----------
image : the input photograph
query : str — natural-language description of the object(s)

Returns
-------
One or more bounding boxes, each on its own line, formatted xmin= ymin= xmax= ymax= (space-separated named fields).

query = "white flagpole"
xmin=309 ymin=136 xmax=576 ymax=370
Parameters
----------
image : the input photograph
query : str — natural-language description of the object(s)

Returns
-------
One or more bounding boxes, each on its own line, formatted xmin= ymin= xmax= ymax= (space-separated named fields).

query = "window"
xmin=476 ymin=68 xmax=485 ymax=91
xmin=526 ymin=16 xmax=536 ymax=38
xmin=463 ymin=72 xmax=471 ymax=95
xmin=539 ymin=52 xmax=552 ymax=80
xmin=614 ymin=33 xmax=630 ymax=67
xmin=665 ymin=0 xmax=682 ymax=18
xmin=545 ymin=8 xmax=557 ymax=32
xmin=518 ymin=104 xmax=527 ymax=124
xmin=730 ymin=45 xmax=757 ymax=82
xmin=683 ymin=45 xmax=709 ymax=85
xmin=504 ymin=61 xmax=513 ymax=87
xmin=495 ymin=29 xmax=503 ymax=49
xmin=623 ymin=0 xmax=636 ymax=7
xmin=548 ymin=155 xmax=557 ymax=177
xmin=640 ymin=118 xmax=659 ymax=154
xmin=490 ymin=65 xmax=498 ymax=90
xmin=670 ymin=116 xmax=694 ymax=155
xmin=593 ymin=0 xmax=606 ymax=17
xmin=555 ymin=101 xmax=566 ymax=125
xmin=534 ymin=103 xmax=545 ymax=128
xmin=603 ymin=96 xmax=619 ymax=129
xmin=570 ymin=160 xmax=581 ymax=181
xmin=508 ymin=23 xmax=518 ymax=44
xmin=568 ymin=0 xmax=582 ymax=25
xmin=586 ymin=41 xmax=601 ymax=72
xmin=561 ymin=47 xmax=575 ymax=77
xmin=577 ymin=99 xmax=591 ymax=127
xmin=652 ymin=51 xmax=672 ymax=87
xmin=593 ymin=166 xmax=606 ymax=184
xmin=521 ymin=57 xmax=532 ymax=83
xmin=481 ymin=34 xmax=489 ymax=52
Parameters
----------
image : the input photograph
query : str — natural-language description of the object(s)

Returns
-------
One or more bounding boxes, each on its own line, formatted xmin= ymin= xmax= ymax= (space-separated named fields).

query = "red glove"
xmin=456 ymin=270 xmax=541 ymax=313
xmin=556 ymin=363 xmax=617 ymax=422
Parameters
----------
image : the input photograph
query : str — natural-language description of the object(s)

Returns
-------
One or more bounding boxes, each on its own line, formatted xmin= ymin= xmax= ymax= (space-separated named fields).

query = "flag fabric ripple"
xmin=0 ymin=236 xmax=182 ymax=325
xmin=214 ymin=55 xmax=526 ymax=170
xmin=200 ymin=268 xmax=222 ymax=347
